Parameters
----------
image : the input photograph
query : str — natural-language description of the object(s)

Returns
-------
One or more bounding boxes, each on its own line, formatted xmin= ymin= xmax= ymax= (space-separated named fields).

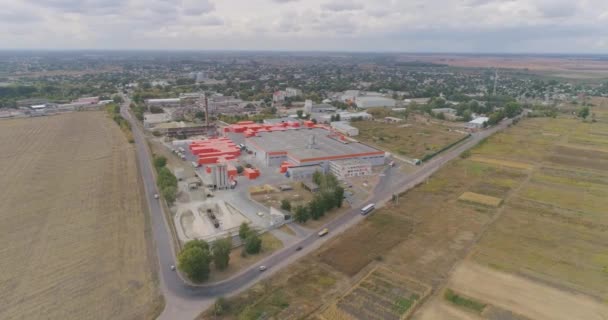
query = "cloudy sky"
xmin=2 ymin=0 xmax=608 ymax=53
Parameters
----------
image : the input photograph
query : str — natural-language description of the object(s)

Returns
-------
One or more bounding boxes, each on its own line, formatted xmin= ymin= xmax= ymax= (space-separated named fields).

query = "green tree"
xmin=308 ymin=197 xmax=323 ymax=220
xmin=334 ymin=186 xmax=345 ymax=208
xmin=212 ymin=236 xmax=232 ymax=270
xmin=178 ymin=240 xmax=211 ymax=282
xmin=296 ymin=110 xmax=304 ymax=118
xmin=244 ymin=233 xmax=262 ymax=254
xmin=239 ymin=222 xmax=251 ymax=240
xmin=161 ymin=185 xmax=177 ymax=204
xmin=312 ymin=171 xmax=323 ymax=185
xmin=280 ymin=199 xmax=292 ymax=211
xmin=153 ymin=156 xmax=167 ymax=170
xmin=578 ymin=106 xmax=590 ymax=120
xmin=112 ymin=95 xmax=124 ymax=103
xmin=294 ymin=205 xmax=310 ymax=223
xmin=504 ymin=102 xmax=522 ymax=118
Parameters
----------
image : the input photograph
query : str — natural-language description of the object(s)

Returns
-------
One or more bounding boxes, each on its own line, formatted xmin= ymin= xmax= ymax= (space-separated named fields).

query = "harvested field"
xmin=352 ymin=120 xmax=467 ymax=159
xmin=469 ymin=156 xmax=533 ymax=170
xmin=0 ymin=112 xmax=159 ymax=320
xmin=447 ymin=261 xmax=608 ymax=320
xmin=319 ymin=213 xmax=414 ymax=276
xmin=458 ymin=192 xmax=503 ymax=207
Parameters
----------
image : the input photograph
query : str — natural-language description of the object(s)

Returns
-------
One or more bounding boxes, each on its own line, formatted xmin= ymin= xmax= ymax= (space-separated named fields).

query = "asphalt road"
xmin=121 ymin=99 xmax=519 ymax=318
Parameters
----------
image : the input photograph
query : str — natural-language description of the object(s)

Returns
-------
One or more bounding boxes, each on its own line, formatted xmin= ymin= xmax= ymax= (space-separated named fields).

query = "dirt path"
xmin=449 ymin=261 xmax=608 ymax=320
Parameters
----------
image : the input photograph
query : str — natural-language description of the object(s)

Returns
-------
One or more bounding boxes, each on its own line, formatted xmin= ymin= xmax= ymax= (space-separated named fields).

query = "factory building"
xmin=330 ymin=121 xmax=359 ymax=136
xmin=304 ymin=99 xmax=337 ymax=113
xmin=145 ymin=98 xmax=181 ymax=107
xmin=329 ymin=159 xmax=372 ymax=179
xmin=355 ymin=96 xmax=396 ymax=109
xmin=245 ymin=127 xmax=385 ymax=172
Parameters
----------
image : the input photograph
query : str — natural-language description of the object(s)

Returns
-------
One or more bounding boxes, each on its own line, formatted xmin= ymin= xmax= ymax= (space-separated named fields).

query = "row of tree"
xmin=105 ymin=103 xmax=133 ymax=143
xmin=153 ymin=156 xmax=178 ymax=204
xmin=293 ymin=172 xmax=345 ymax=223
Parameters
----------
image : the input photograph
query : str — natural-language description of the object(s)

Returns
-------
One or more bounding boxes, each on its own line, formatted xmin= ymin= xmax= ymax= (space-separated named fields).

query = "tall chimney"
xmin=204 ymin=93 xmax=209 ymax=128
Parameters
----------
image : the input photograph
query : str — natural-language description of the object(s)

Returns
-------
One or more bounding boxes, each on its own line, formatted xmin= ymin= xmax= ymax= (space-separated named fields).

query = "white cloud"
xmin=0 ymin=0 xmax=607 ymax=53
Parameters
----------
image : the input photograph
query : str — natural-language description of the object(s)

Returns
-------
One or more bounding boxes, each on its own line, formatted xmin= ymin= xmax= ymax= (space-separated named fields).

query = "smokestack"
xmin=204 ymin=94 xmax=209 ymax=128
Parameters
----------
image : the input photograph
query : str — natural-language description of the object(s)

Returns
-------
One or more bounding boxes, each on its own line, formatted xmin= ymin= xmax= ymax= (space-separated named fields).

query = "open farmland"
xmin=352 ymin=120 xmax=467 ymax=159
xmin=0 ymin=112 xmax=160 ymax=320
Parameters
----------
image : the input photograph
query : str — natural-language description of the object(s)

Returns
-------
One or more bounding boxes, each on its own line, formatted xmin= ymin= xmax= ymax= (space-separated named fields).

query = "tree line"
xmin=153 ymin=156 xmax=178 ymax=204
xmin=291 ymin=172 xmax=345 ymax=223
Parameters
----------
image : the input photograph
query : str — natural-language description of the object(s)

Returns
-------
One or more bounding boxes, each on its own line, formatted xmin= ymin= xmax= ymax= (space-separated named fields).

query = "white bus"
xmin=361 ymin=203 xmax=375 ymax=215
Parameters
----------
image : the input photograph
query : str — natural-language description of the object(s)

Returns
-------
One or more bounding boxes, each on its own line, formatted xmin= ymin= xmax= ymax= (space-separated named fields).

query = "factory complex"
xmin=183 ymin=119 xmax=385 ymax=188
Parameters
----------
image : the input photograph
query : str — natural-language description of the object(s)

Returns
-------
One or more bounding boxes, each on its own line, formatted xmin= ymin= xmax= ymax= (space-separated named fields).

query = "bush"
xmin=244 ymin=233 xmax=262 ymax=254
xmin=153 ymin=156 xmax=167 ymax=170
xmin=213 ymin=297 xmax=229 ymax=316
xmin=444 ymin=289 xmax=486 ymax=313
xmin=280 ymin=199 xmax=292 ymax=211
xmin=239 ymin=222 xmax=251 ymax=240
xmin=212 ymin=237 xmax=232 ymax=270
xmin=161 ymin=185 xmax=177 ymax=204
xmin=236 ymin=165 xmax=244 ymax=174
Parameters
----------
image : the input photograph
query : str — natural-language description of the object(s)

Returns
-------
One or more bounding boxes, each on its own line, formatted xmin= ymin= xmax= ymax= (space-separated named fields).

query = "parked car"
xmin=318 ymin=228 xmax=329 ymax=237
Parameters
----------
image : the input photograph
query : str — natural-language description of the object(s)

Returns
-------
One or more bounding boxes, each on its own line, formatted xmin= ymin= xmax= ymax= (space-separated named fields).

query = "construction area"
xmin=0 ymin=112 xmax=160 ymax=320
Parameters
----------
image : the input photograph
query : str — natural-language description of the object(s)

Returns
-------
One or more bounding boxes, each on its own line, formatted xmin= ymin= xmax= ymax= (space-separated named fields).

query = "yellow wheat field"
xmin=0 ymin=112 xmax=160 ymax=320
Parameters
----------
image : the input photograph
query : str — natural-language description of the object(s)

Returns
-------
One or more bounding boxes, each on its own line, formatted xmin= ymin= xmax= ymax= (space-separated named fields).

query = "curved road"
xmin=121 ymin=99 xmax=519 ymax=319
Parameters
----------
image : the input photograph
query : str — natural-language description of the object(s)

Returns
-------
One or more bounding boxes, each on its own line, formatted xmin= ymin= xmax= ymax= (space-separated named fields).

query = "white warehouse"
xmin=330 ymin=121 xmax=359 ymax=136
xmin=355 ymin=96 xmax=396 ymax=109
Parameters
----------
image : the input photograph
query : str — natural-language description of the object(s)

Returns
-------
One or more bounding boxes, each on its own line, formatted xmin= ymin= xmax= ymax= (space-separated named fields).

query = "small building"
xmin=467 ymin=117 xmax=489 ymax=129
xmin=301 ymin=180 xmax=320 ymax=192
xmin=310 ymin=103 xmax=336 ymax=113
xmin=285 ymin=87 xmax=302 ymax=97
xmin=331 ymin=121 xmax=359 ymax=136
xmin=338 ymin=111 xmax=372 ymax=121
xmin=329 ymin=159 xmax=372 ymax=179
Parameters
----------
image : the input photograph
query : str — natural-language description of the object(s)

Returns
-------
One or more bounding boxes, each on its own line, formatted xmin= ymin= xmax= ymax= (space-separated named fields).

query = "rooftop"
xmin=469 ymin=116 xmax=489 ymax=124
xmin=247 ymin=127 xmax=382 ymax=161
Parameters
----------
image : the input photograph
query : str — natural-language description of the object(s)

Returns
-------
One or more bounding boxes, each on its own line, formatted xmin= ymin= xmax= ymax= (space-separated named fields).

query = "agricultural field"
xmin=322 ymin=267 xmax=430 ymax=320
xmin=417 ymin=99 xmax=608 ymax=319
xmin=352 ymin=119 xmax=467 ymax=159
xmin=202 ymin=99 xmax=608 ymax=320
xmin=0 ymin=112 xmax=160 ymax=320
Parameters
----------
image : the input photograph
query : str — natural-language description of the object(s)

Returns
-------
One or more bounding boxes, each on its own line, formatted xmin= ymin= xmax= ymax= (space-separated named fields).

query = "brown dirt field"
xmin=415 ymin=299 xmax=483 ymax=320
xmin=395 ymin=54 xmax=608 ymax=78
xmin=318 ymin=213 xmax=414 ymax=276
xmin=0 ymin=112 xmax=160 ymax=320
xmin=445 ymin=261 xmax=608 ymax=320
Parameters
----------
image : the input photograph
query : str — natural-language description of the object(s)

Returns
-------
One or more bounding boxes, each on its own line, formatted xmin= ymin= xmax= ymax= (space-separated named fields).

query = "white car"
xmin=259 ymin=265 xmax=267 ymax=272
xmin=257 ymin=212 xmax=265 ymax=217
xmin=154 ymin=194 xmax=159 ymax=199
xmin=170 ymin=265 xmax=176 ymax=271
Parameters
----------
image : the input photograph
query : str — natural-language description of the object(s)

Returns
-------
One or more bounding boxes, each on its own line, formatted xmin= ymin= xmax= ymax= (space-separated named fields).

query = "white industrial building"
xmin=467 ymin=117 xmax=489 ymax=129
xmin=331 ymin=121 xmax=359 ymax=136
xmin=355 ymin=96 xmax=396 ymax=109
xmin=145 ymin=98 xmax=181 ymax=107
xmin=329 ymin=159 xmax=372 ymax=179
xmin=318 ymin=111 xmax=372 ymax=123
xmin=305 ymin=100 xmax=337 ymax=113
xmin=285 ymin=87 xmax=302 ymax=97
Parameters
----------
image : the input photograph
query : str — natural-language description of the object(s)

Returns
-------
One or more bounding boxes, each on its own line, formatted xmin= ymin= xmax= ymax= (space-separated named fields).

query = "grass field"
xmin=352 ymin=120 xmax=467 ymax=159
xmin=0 ymin=112 xmax=160 ymax=320
xmin=458 ymin=192 xmax=503 ymax=207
